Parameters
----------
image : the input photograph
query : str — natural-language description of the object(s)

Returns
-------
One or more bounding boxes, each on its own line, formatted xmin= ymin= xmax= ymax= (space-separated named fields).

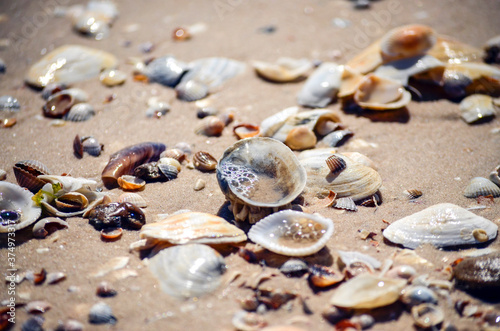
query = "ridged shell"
xmin=330 ymin=274 xmax=406 ymax=309
xmin=140 ymin=212 xmax=247 ymax=245
xmin=13 ymin=160 xmax=50 ymax=193
xmin=464 ymin=177 xmax=500 ymax=198
xmin=64 ymin=103 xmax=95 ymax=122
xmin=383 ymin=203 xmax=498 ymax=249
xmin=297 ymin=62 xmax=343 ymax=108
xmin=0 ymin=182 xmax=41 ymax=232
xmin=117 ymin=193 xmax=147 ymax=208
xmin=380 ymin=24 xmax=437 ymax=59
xmin=490 ymin=165 xmax=500 ymax=187
xmin=253 ymin=57 xmax=312 ymax=82
xmin=459 ymin=94 xmax=496 ymax=124
xmin=195 ymin=115 xmax=225 ymax=136
xmin=143 ymin=56 xmax=188 ymax=87
xmin=88 ymin=302 xmax=117 ymax=325
xmin=354 ymin=74 xmax=412 ymax=110
xmin=193 ymin=151 xmax=218 ymax=171
xmin=248 ymin=210 xmax=334 ymax=257
xmin=180 ymin=57 xmax=246 ymax=90
xmin=176 ymin=80 xmax=209 ymax=102
xmin=40 ymin=186 xmax=107 ymax=218
xmin=325 ymin=155 xmax=346 ymax=174
xmin=158 ymin=164 xmax=178 ymax=180
xmin=148 ymin=244 xmax=226 ymax=299
xmin=333 ymin=197 xmax=357 ymax=211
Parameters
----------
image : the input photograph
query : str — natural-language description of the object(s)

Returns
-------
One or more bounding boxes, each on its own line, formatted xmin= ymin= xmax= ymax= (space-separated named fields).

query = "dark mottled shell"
xmin=88 ymin=202 xmax=146 ymax=230
xmin=134 ymin=162 xmax=162 ymax=180
xmin=325 ymin=155 xmax=346 ymax=174
xmin=279 ymin=259 xmax=309 ymax=277
xmin=101 ymin=142 xmax=166 ymax=189
xmin=453 ymin=252 xmax=500 ymax=290
xmin=193 ymin=151 xmax=218 ymax=172
xmin=13 ymin=160 xmax=50 ymax=193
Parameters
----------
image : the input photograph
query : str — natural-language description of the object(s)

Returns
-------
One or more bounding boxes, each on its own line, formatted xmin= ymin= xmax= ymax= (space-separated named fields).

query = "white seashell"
xmin=0 ymin=182 xmax=42 ymax=233
xmin=248 ymin=210 xmax=334 ymax=257
xmin=400 ymin=286 xmax=438 ymax=307
xmin=143 ymin=56 xmax=188 ymax=87
xmin=297 ymin=62 xmax=343 ymax=108
xmin=260 ymin=106 xmax=300 ymax=138
xmin=320 ymin=130 xmax=354 ymax=148
xmin=374 ymin=55 xmax=444 ymax=86
xmin=180 ymin=57 xmax=246 ymax=91
xmin=459 ymin=94 xmax=496 ymax=124
xmin=46 ymin=272 xmax=66 ymax=284
xmin=26 ymin=45 xmax=118 ymax=88
xmin=490 ymin=165 xmax=500 ymax=187
xmin=340 ymin=152 xmax=377 ymax=170
xmin=139 ymin=212 xmax=247 ymax=245
xmin=354 ymin=74 xmax=412 ymax=110
xmin=99 ymin=69 xmax=126 ymax=86
xmin=337 ymin=250 xmax=381 ymax=270
xmin=64 ymin=103 xmax=95 ymax=122
xmin=118 ymin=193 xmax=147 ymax=208
xmin=32 ymin=217 xmax=68 ymax=238
xmin=37 ymin=175 xmax=96 ymax=193
xmin=176 ymin=80 xmax=209 ymax=102
xmin=148 ymin=244 xmax=226 ymax=299
xmin=253 ymin=57 xmax=312 ymax=82
xmin=464 ymin=177 xmax=500 ymax=198
xmin=333 ymin=197 xmax=357 ymax=211
xmin=297 ymin=147 xmax=337 ymax=161
xmin=383 ymin=203 xmax=498 ymax=249
xmin=330 ymin=273 xmax=407 ymax=309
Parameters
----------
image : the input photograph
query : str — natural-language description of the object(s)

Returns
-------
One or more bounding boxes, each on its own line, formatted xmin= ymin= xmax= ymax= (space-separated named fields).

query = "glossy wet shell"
xmin=43 ymin=88 xmax=89 ymax=119
xmin=428 ymin=36 xmax=485 ymax=64
xmin=453 ymin=251 xmax=500 ymax=290
xmin=464 ymin=177 xmax=500 ymax=198
xmin=380 ymin=24 xmax=437 ymax=59
xmin=297 ymin=62 xmax=343 ymax=108
xmin=459 ymin=94 xmax=496 ymax=124
xmin=64 ymin=103 xmax=95 ymax=122
xmin=353 ymin=74 xmax=412 ymax=110
xmin=383 ymin=203 xmax=498 ymax=249
xmin=147 ymin=244 xmax=226 ymax=299
xmin=13 ymin=160 xmax=50 ymax=193
xmin=140 ymin=211 xmax=247 ymax=245
xmin=40 ymin=186 xmax=107 ymax=219
xmin=0 ymin=181 xmax=42 ymax=232
xmin=248 ymin=210 xmax=334 ymax=257
xmin=143 ymin=56 xmax=188 ymax=87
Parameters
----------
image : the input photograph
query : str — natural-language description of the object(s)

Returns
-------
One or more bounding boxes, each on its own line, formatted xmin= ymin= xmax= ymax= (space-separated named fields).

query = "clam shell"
xmin=140 ymin=211 xmax=247 ymax=245
xmin=143 ymin=56 xmax=188 ymax=87
xmin=180 ymin=57 xmax=246 ymax=90
xmin=13 ymin=159 xmax=50 ymax=193
xmin=380 ymin=24 xmax=437 ymax=59
xmin=64 ymin=103 xmax=95 ymax=122
xmin=325 ymin=155 xmax=347 ymax=174
xmin=99 ymin=69 xmax=126 ymax=86
xmin=382 ymin=203 xmax=498 ymax=249
xmin=158 ymin=157 xmax=182 ymax=172
xmin=374 ymin=54 xmax=444 ymax=86
xmin=338 ymin=66 xmax=365 ymax=98
xmin=26 ymin=45 xmax=117 ymax=88
xmin=284 ymin=126 xmax=317 ymax=151
xmin=459 ymin=94 xmax=496 ymax=124
xmin=176 ymin=80 xmax=209 ymax=102
xmin=279 ymin=259 xmax=309 ymax=277
xmin=490 ymin=165 xmax=500 ymax=187
xmin=148 ymin=244 xmax=226 ymax=299
xmin=195 ymin=115 xmax=225 ymax=136
xmin=330 ymin=274 xmax=407 ymax=309
xmin=297 ymin=62 xmax=343 ymax=108
xmin=117 ymin=175 xmax=146 ymax=191
xmin=54 ymin=192 xmax=89 ymax=212
xmin=43 ymin=88 xmax=89 ymax=118
xmin=158 ymin=164 xmax=178 ymax=181
xmin=193 ymin=151 xmax=218 ymax=171
xmin=41 ymin=83 xmax=68 ymax=100
xmin=253 ymin=57 xmax=312 ymax=82
xmin=32 ymin=217 xmax=68 ymax=238
xmin=308 ymin=264 xmax=344 ymax=287
xmin=0 ymin=169 xmax=6 ymax=181
xmin=118 ymin=192 xmax=147 ymax=208
xmin=248 ymin=210 xmax=334 ymax=257
xmin=260 ymin=106 xmax=299 ymax=138
xmin=354 ymin=74 xmax=412 ymax=110
xmin=464 ymin=177 xmax=500 ymax=198
xmin=0 ymin=181 xmax=42 ymax=232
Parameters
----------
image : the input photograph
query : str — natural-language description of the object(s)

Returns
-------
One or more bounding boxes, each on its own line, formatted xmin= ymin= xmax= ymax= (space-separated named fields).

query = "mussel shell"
xmin=464 ymin=177 xmax=500 ymax=198
xmin=0 ymin=181 xmax=42 ymax=233
xmin=13 ymin=160 xmax=50 ymax=193
xmin=73 ymin=134 xmax=84 ymax=158
xmin=193 ymin=151 xmax=218 ymax=171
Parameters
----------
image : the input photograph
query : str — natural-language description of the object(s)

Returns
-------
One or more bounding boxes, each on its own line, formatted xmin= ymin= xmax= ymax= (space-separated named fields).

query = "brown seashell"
xmin=101 ymin=227 xmax=123 ymax=241
xmin=219 ymin=112 xmax=235 ymax=126
xmin=96 ymin=281 xmax=117 ymax=297
xmin=2 ymin=117 xmax=16 ymax=128
xmin=13 ymin=160 xmax=50 ymax=193
xmin=404 ymin=189 xmax=423 ymax=200
xmin=284 ymin=126 xmax=317 ymax=151
xmin=233 ymin=123 xmax=261 ymax=139
xmin=464 ymin=177 xmax=500 ymax=198
xmin=55 ymin=192 xmax=89 ymax=212
xmin=26 ymin=300 xmax=52 ymax=314
xmin=117 ymin=175 xmax=146 ymax=191
xmin=193 ymin=151 xmax=218 ymax=172
xmin=32 ymin=217 xmax=69 ymax=239
xmin=308 ymin=264 xmax=344 ymax=288
xmin=195 ymin=116 xmax=225 ymax=136
xmin=380 ymin=24 xmax=437 ymax=60
xmin=34 ymin=268 xmax=46 ymax=285
xmin=160 ymin=148 xmax=186 ymax=163
xmin=453 ymin=252 xmax=500 ymax=291
xmin=73 ymin=134 xmax=84 ymax=159
xmin=325 ymin=155 xmax=347 ymax=174
xmin=42 ymin=92 xmax=74 ymax=118
xmin=117 ymin=193 xmax=147 ymax=208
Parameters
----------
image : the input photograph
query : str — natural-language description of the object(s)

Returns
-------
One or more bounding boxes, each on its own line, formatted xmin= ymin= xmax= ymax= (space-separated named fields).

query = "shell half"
xmin=0 ymin=181 xmax=42 ymax=232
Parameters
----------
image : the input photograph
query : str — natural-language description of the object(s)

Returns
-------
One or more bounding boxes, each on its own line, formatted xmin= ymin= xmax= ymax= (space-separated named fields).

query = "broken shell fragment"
xmin=380 ymin=24 xmax=437 ymax=60
xmin=233 ymin=123 xmax=261 ymax=140
xmin=464 ymin=177 xmax=500 ymax=198
xmin=333 ymin=197 xmax=357 ymax=211
xmin=490 ymin=165 xmax=500 ymax=187
xmin=382 ymin=203 xmax=498 ymax=249
xmin=101 ymin=227 xmax=123 ymax=240
xmin=248 ymin=210 xmax=334 ymax=257
xmin=26 ymin=300 xmax=52 ymax=314
xmin=33 ymin=217 xmax=68 ymax=239
xmin=0 ymin=181 xmax=42 ymax=233
xmin=354 ymin=74 xmax=412 ymax=110
xmin=252 ymin=57 xmax=312 ymax=82
xmin=459 ymin=94 xmax=496 ymax=124
xmin=46 ymin=272 xmax=66 ymax=284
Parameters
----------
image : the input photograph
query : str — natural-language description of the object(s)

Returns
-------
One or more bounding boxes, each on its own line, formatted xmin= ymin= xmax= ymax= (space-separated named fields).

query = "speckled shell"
xmin=0 ymin=181 xmax=42 ymax=232
xmin=464 ymin=177 xmax=500 ymax=198
xmin=459 ymin=94 xmax=496 ymax=124
xmin=148 ymin=244 xmax=226 ymax=299
xmin=140 ymin=212 xmax=247 ymax=245
xmin=248 ymin=210 xmax=334 ymax=257
xmin=380 ymin=24 xmax=437 ymax=59
xmin=297 ymin=62 xmax=343 ymax=108
xmin=383 ymin=203 xmax=498 ymax=249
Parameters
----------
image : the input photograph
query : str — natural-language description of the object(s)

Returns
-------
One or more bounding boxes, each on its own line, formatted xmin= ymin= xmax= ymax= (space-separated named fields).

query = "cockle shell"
xmin=490 ymin=165 xmax=500 ymax=187
xmin=26 ymin=45 xmax=118 ymax=88
xmin=380 ymin=24 xmax=437 ymax=60
xmin=253 ymin=57 xmax=312 ymax=83
xmin=248 ymin=210 xmax=334 ymax=256
xmin=13 ymin=160 xmax=50 ymax=193
xmin=330 ymin=273 xmax=407 ymax=309
xmin=383 ymin=203 xmax=498 ymax=249
xmin=463 ymin=177 xmax=500 ymax=198
xmin=64 ymin=103 xmax=95 ymax=122
xmin=193 ymin=151 xmax=218 ymax=171
xmin=148 ymin=244 xmax=226 ymax=299
xmin=353 ymin=74 xmax=412 ymax=110
xmin=459 ymin=94 xmax=496 ymax=124
xmin=140 ymin=212 xmax=247 ymax=245
xmin=0 ymin=181 xmax=42 ymax=232
xmin=297 ymin=62 xmax=343 ymax=108
xmin=117 ymin=192 xmax=147 ymax=208
xmin=143 ymin=56 xmax=188 ymax=87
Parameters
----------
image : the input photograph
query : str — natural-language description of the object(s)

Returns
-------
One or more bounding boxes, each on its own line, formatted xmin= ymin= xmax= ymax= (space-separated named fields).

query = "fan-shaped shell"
xmin=64 ymin=103 xmax=95 ymax=122
xmin=380 ymin=24 xmax=437 ymax=59
xmin=253 ymin=57 xmax=312 ymax=83
xmin=180 ymin=57 xmax=246 ymax=90
xmin=248 ymin=210 xmax=334 ymax=256
xmin=0 ymin=181 xmax=42 ymax=232
xmin=13 ymin=160 xmax=51 ymax=193
xmin=333 ymin=197 xmax=357 ymax=211
xmin=117 ymin=193 xmax=147 ymax=208
xmin=140 ymin=211 xmax=247 ymax=245
xmin=148 ymin=244 xmax=226 ymax=299
xmin=353 ymin=74 xmax=412 ymax=110
xmin=464 ymin=177 xmax=500 ymax=198
xmin=459 ymin=94 xmax=496 ymax=124
xmin=297 ymin=62 xmax=343 ymax=108
xmin=383 ymin=203 xmax=498 ymax=249
xmin=176 ymin=80 xmax=209 ymax=102
xmin=143 ymin=56 xmax=188 ymax=87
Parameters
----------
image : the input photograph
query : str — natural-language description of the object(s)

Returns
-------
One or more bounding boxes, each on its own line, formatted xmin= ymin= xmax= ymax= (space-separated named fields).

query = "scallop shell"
xmin=459 ymin=94 xmax=496 ymax=124
xmin=380 ymin=24 xmax=437 ymax=60
xmin=143 ymin=56 xmax=188 ymax=87
xmin=0 ymin=182 xmax=41 ymax=232
xmin=353 ymin=74 xmax=412 ymax=110
xmin=464 ymin=177 xmax=500 ymax=198
xmin=13 ymin=160 xmax=50 ymax=193
xmin=490 ymin=165 xmax=500 ymax=187
xmin=64 ymin=103 xmax=95 ymax=122
xmin=175 ymin=80 xmax=209 ymax=102
xmin=333 ymin=197 xmax=357 ymax=211
xmin=99 ymin=69 xmax=126 ymax=86
xmin=117 ymin=175 xmax=146 ymax=191
xmin=325 ymin=155 xmax=347 ymax=174
xmin=140 ymin=212 xmax=247 ymax=245
xmin=253 ymin=57 xmax=312 ymax=82
xmin=195 ymin=115 xmax=225 ymax=136
xmin=148 ymin=244 xmax=226 ymax=299
xmin=383 ymin=203 xmax=498 ymax=249
xmin=193 ymin=151 xmax=218 ymax=171
xmin=26 ymin=45 xmax=118 ymax=88
xmin=117 ymin=193 xmax=147 ymax=208
xmin=330 ymin=273 xmax=407 ymax=309
xmin=297 ymin=62 xmax=343 ymax=108
xmin=216 ymin=137 xmax=307 ymax=223
xmin=248 ymin=210 xmax=334 ymax=256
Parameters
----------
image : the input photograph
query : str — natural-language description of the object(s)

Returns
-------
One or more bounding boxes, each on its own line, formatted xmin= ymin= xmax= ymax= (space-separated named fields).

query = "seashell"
xmin=299 ymin=152 xmax=382 ymax=202
xmin=64 ymin=103 xmax=95 ymax=122
xmin=374 ymin=54 xmax=444 ymax=86
xmin=337 ymin=250 xmax=381 ymax=270
xmin=73 ymin=134 xmax=84 ymax=158
xmin=96 ymin=281 xmax=117 ymax=297
xmin=180 ymin=57 xmax=246 ymax=91
xmin=175 ymin=80 xmax=209 ymax=101
xmin=400 ymin=286 xmax=438 ymax=307
xmin=88 ymin=302 xmax=117 ymax=325
xmin=160 ymin=148 xmax=186 ymax=163
xmin=32 ymin=217 xmax=68 ymax=238
xmin=403 ymin=189 xmax=423 ymax=200
xmin=442 ymin=62 xmax=500 ymax=97
xmin=338 ymin=66 xmax=365 ymax=99
xmin=216 ymin=137 xmax=307 ymax=223
xmin=308 ymin=264 xmax=344 ymax=287
xmin=233 ymin=123 xmax=261 ymax=139
xmin=284 ymin=126 xmax=317 ymax=151
xmin=385 ymin=265 xmax=416 ymax=279
xmin=194 ymin=178 xmax=206 ymax=191
xmin=252 ymin=57 xmax=312 ymax=83
xmin=248 ymin=210 xmax=334 ymax=256
xmin=117 ymin=175 xmax=145 ymax=191
xmin=197 ymin=106 xmax=219 ymax=119
xmin=118 ymin=193 xmax=147 ymax=208
xmin=26 ymin=45 xmax=117 ymax=88
xmin=41 ymin=83 xmax=68 ymax=100
xmin=88 ymin=202 xmax=146 ymax=230
xmin=490 ymin=165 xmax=500 ymax=187
xmin=459 ymin=94 xmax=496 ymax=124
xmin=148 ymin=244 xmax=227 ymax=299
xmin=100 ymin=227 xmax=123 ymax=240
xmin=21 ymin=316 xmax=45 ymax=330
xmin=345 ymin=40 xmax=383 ymax=75
xmin=232 ymin=310 xmax=268 ymax=331
xmin=54 ymin=192 xmax=89 ymax=212
xmin=99 ymin=69 xmax=126 ymax=86
xmin=158 ymin=164 xmax=179 ymax=181
xmin=320 ymin=129 xmax=353 ymax=148
xmin=193 ymin=151 xmax=218 ymax=171
xmin=140 ymin=211 xmax=247 ymax=245
xmin=26 ymin=300 xmax=52 ymax=314
xmin=101 ymin=142 xmax=166 ymax=189
xmin=158 ymin=157 xmax=182 ymax=172
xmin=0 ymin=169 xmax=6 ymax=181
xmin=0 ymin=58 xmax=5 ymax=74
xmin=453 ymin=251 xmax=500 ymax=291
xmin=133 ymin=162 xmax=163 ymax=181
xmin=172 ymin=27 xmax=191 ymax=41
xmin=330 ymin=273 xmax=407 ymax=309
xmin=380 ymin=24 xmax=437 ymax=60
xmin=464 ymin=176 xmax=500 ymax=198
xmin=279 ymin=259 xmax=309 ymax=277
xmin=333 ymin=197 xmax=357 ymax=211
xmin=13 ymin=159 xmax=50 ymax=193
xmin=411 ymin=303 xmax=444 ymax=328
xmin=194 ymin=115 xmax=225 ymax=136
xmin=43 ymin=88 xmax=89 ymax=119
xmin=429 ymin=36 xmax=485 ymax=64
xmin=73 ymin=13 xmax=110 ymax=40
xmin=298 ymin=147 xmax=337 ymax=161
xmin=383 ymin=203 xmax=498 ymax=249
xmin=46 ymin=272 xmax=66 ymax=284
xmin=0 ymin=95 xmax=20 ymax=120
xmin=353 ymin=74 xmax=412 ymax=110
xmin=143 ymin=56 xmax=188 ymax=87
xmin=0 ymin=181 xmax=42 ymax=233
xmin=297 ymin=62 xmax=343 ymax=108
xmin=484 ymin=35 xmax=500 ymax=64
xmin=146 ymin=102 xmax=170 ymax=118
xmin=260 ymin=106 xmax=299 ymax=138
xmin=325 ymin=155 xmax=346 ymax=174
xmin=37 ymin=175 xmax=96 ymax=193
xmin=81 ymin=136 xmax=103 ymax=157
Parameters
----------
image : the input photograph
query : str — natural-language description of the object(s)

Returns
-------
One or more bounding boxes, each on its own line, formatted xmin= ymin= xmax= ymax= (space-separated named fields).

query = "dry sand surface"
xmin=1 ymin=0 xmax=500 ymax=330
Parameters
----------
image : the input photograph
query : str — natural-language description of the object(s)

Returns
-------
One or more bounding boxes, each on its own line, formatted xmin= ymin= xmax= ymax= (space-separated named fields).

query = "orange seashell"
xmin=172 ymin=27 xmax=191 ymax=41
xmin=101 ymin=227 xmax=123 ymax=241
xmin=233 ymin=123 xmax=261 ymax=139
xmin=117 ymin=175 xmax=146 ymax=191
xmin=380 ymin=24 xmax=437 ymax=60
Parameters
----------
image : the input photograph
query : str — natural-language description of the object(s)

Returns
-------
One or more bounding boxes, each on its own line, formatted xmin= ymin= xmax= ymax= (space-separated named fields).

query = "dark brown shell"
xmin=453 ymin=252 xmax=500 ymax=290
xmin=73 ymin=134 xmax=84 ymax=159
xmin=42 ymin=92 xmax=74 ymax=118
xmin=88 ymin=202 xmax=146 ymax=230
xmin=101 ymin=142 xmax=166 ymax=189
xmin=193 ymin=151 xmax=218 ymax=172
xmin=325 ymin=155 xmax=347 ymax=174
xmin=13 ymin=160 xmax=51 ymax=193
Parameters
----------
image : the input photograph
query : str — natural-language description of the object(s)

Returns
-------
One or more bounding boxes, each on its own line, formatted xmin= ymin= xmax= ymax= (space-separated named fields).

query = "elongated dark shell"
xmin=88 ymin=202 xmax=146 ymax=230
xmin=101 ymin=142 xmax=166 ymax=189
xmin=193 ymin=151 xmax=218 ymax=172
xmin=453 ymin=252 xmax=500 ymax=291
xmin=13 ymin=160 xmax=51 ymax=193
xmin=73 ymin=134 xmax=84 ymax=158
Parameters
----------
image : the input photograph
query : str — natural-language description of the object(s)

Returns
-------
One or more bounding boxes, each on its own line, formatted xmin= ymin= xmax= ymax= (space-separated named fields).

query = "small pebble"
xmin=194 ymin=178 xmax=206 ymax=191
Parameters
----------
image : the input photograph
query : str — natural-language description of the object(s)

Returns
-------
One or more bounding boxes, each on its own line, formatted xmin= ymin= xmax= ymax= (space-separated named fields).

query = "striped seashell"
xmin=333 ymin=197 xmax=357 ymax=211
xmin=175 ymin=80 xmax=209 ymax=102
xmin=118 ymin=192 xmax=147 ymax=208
xmin=195 ymin=115 xmax=225 ymax=136
xmin=13 ymin=160 xmax=51 ymax=193
xmin=403 ymin=189 xmax=423 ymax=200
xmin=193 ymin=151 xmax=218 ymax=172
xmin=325 ymin=155 xmax=347 ymax=174
xmin=143 ymin=56 xmax=188 ymax=87
xmin=64 ymin=103 xmax=95 ymax=122
xmin=464 ymin=177 xmax=500 ymax=198
xmin=158 ymin=164 xmax=178 ymax=180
